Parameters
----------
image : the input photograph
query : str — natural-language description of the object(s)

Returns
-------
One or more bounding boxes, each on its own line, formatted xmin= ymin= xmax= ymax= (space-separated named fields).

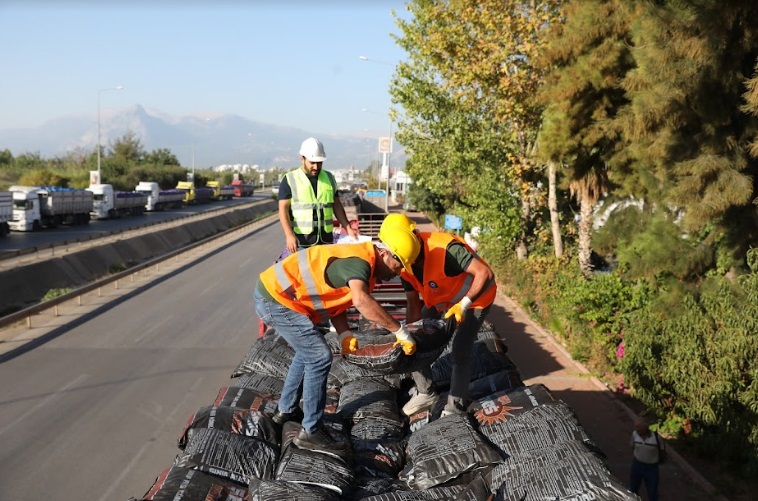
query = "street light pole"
xmin=359 ymin=56 xmax=394 ymax=212
xmin=96 ymin=86 xmax=124 ymax=184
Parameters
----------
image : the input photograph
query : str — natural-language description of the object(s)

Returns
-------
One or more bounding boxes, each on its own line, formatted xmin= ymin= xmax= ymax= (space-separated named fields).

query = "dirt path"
xmin=404 ymin=209 xmax=726 ymax=501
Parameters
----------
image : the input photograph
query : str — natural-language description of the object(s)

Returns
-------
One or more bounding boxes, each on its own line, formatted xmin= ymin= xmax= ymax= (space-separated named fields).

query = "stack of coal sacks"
xmin=129 ymin=317 xmax=640 ymax=501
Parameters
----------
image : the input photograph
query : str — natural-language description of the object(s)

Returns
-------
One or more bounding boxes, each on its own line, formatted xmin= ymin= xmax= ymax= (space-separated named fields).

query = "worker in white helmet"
xmin=277 ymin=137 xmax=359 ymax=258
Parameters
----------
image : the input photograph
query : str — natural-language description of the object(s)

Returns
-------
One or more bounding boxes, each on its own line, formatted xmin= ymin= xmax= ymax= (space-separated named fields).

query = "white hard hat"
xmin=299 ymin=137 xmax=327 ymax=162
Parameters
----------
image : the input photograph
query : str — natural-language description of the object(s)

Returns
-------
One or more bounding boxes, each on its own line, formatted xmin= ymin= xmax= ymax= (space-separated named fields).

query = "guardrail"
xmin=0 ymin=209 xmax=278 ymax=332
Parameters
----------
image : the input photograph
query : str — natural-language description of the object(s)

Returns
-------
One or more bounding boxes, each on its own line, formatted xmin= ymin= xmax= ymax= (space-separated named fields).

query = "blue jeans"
xmin=629 ymin=458 xmax=659 ymax=501
xmin=254 ymin=288 xmax=332 ymax=434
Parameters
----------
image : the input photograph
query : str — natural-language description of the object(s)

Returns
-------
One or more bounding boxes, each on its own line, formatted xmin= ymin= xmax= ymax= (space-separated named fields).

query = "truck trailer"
xmin=205 ymin=181 xmax=235 ymax=201
xmin=176 ymin=181 xmax=214 ymax=205
xmin=87 ymin=184 xmax=147 ymax=220
xmin=134 ymin=182 xmax=185 ymax=211
xmin=9 ymin=186 xmax=93 ymax=231
xmin=231 ymin=179 xmax=255 ymax=197
xmin=0 ymin=190 xmax=11 ymax=237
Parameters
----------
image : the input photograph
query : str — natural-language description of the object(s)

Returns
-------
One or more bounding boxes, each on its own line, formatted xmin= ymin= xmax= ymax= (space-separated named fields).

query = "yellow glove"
xmin=444 ymin=296 xmax=472 ymax=323
xmin=392 ymin=325 xmax=416 ymax=355
xmin=338 ymin=331 xmax=359 ymax=354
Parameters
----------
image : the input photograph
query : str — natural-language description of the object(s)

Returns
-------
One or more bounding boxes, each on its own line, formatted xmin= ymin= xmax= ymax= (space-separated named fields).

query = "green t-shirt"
xmin=256 ymin=256 xmax=371 ymax=303
xmin=401 ymin=242 xmax=473 ymax=292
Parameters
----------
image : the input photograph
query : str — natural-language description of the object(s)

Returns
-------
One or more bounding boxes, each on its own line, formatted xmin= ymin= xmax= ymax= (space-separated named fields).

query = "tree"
xmin=536 ymin=0 xmax=635 ymax=276
xmin=110 ymin=130 xmax=145 ymax=164
xmin=392 ymin=0 xmax=563 ymax=259
xmin=144 ymin=148 xmax=180 ymax=166
xmin=0 ymin=148 xmax=13 ymax=167
xmin=613 ymin=1 xmax=758 ymax=276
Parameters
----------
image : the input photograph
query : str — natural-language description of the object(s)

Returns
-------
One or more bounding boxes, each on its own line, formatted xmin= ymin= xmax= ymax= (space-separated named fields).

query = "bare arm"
xmin=278 ymin=199 xmax=298 ymax=254
xmin=463 ymin=257 xmax=495 ymax=302
xmin=333 ymin=196 xmax=359 ymax=239
xmin=349 ymin=279 xmax=401 ymax=332
xmin=330 ymin=311 xmax=350 ymax=334
xmin=405 ymin=290 xmax=423 ymax=323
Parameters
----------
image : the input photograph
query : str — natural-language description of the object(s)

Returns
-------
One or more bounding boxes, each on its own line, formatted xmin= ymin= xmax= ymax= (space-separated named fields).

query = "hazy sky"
xmin=1 ymin=0 xmax=409 ymax=137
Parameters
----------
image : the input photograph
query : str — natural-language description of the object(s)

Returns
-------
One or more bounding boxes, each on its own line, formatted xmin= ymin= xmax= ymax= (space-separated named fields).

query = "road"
xmin=0 ymin=219 xmax=282 ymax=500
xmin=0 ymin=192 xmax=270 ymax=254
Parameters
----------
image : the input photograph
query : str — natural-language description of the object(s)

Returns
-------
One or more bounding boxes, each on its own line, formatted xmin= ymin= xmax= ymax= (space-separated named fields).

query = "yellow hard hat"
xmin=378 ymin=223 xmax=420 ymax=275
xmin=381 ymin=213 xmax=417 ymax=233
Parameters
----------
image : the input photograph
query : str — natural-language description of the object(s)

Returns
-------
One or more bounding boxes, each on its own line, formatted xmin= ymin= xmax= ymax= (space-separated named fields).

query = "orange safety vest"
xmin=259 ymin=242 xmax=377 ymax=323
xmin=401 ymin=232 xmax=496 ymax=312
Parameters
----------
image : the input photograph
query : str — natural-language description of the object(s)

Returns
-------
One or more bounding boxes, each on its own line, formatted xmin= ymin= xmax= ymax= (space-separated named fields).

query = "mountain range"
xmin=0 ymin=105 xmax=406 ymax=172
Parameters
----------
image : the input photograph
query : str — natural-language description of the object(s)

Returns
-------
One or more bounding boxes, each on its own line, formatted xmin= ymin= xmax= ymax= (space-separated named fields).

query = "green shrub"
xmin=620 ymin=250 xmax=758 ymax=477
xmin=42 ymin=288 xmax=72 ymax=301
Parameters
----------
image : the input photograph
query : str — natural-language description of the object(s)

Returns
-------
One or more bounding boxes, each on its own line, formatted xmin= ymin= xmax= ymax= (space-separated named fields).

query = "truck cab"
xmin=88 ymin=183 xmax=115 ymax=219
xmin=8 ymin=186 xmax=41 ymax=232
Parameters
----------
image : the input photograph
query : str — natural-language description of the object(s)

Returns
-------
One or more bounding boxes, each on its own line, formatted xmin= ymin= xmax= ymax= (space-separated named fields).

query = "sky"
xmin=0 ymin=0 xmax=410 ymax=138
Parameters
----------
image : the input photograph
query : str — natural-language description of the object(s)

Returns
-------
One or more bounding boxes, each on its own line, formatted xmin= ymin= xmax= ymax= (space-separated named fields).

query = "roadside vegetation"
xmin=0 ymin=131 xmax=280 ymax=192
xmin=393 ymin=0 xmax=758 ymax=492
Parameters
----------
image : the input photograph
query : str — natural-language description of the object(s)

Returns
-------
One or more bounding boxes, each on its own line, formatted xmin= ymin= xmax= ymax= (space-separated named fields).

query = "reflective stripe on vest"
xmin=260 ymin=242 xmax=377 ymax=322
xmin=401 ymin=232 xmax=496 ymax=311
xmin=286 ymin=168 xmax=335 ymax=235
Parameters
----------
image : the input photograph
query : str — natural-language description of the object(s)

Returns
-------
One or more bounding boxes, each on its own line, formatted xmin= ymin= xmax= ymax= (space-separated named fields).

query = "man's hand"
xmin=285 ymin=234 xmax=299 ymax=254
xmin=444 ymin=297 xmax=472 ymax=323
xmin=346 ymin=225 xmax=360 ymax=240
xmin=393 ymin=325 xmax=416 ymax=355
xmin=339 ymin=330 xmax=359 ymax=354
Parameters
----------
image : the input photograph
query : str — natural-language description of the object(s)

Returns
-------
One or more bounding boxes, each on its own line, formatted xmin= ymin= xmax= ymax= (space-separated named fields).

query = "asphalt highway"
xmin=0 ymin=219 xmax=282 ymax=500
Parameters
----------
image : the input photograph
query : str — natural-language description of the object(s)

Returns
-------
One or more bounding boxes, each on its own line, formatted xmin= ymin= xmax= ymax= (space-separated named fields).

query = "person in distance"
xmin=277 ymin=137 xmax=358 ymax=257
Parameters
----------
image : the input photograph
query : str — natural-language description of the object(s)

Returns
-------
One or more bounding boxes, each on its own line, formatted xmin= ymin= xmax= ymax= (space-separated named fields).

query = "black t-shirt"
xmin=278 ymin=169 xmax=335 ymax=247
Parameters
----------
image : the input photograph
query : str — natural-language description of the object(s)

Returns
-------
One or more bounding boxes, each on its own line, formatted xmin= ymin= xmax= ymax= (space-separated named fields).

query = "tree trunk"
xmin=578 ymin=194 xmax=593 ymax=277
xmin=548 ymin=161 xmax=563 ymax=258
xmin=516 ymin=196 xmax=530 ymax=260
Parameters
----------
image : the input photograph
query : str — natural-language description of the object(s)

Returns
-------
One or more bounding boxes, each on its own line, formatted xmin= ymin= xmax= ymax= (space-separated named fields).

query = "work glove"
xmin=392 ymin=325 xmax=416 ymax=355
xmin=444 ymin=296 xmax=472 ymax=323
xmin=338 ymin=330 xmax=359 ymax=354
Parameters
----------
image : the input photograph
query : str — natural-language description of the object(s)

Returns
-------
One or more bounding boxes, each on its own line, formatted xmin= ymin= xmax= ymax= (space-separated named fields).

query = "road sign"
xmin=378 ymin=136 xmax=392 ymax=154
xmin=444 ymin=214 xmax=463 ymax=230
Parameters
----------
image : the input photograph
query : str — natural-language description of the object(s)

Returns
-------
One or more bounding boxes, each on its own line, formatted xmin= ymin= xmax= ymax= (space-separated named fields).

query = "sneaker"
xmin=440 ymin=408 xmax=463 ymax=418
xmin=402 ymin=391 xmax=439 ymax=416
xmin=271 ymin=408 xmax=303 ymax=426
xmin=293 ymin=426 xmax=349 ymax=458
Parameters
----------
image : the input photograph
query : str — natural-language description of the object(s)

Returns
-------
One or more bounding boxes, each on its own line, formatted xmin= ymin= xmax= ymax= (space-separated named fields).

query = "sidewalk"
xmin=404 ymin=209 xmax=724 ymax=501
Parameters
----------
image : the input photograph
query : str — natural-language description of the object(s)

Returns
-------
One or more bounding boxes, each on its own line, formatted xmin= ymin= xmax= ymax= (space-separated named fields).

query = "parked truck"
xmin=231 ymin=179 xmax=255 ymax=197
xmin=176 ymin=181 xmax=213 ymax=205
xmin=206 ymin=181 xmax=235 ymax=201
xmin=134 ymin=182 xmax=185 ymax=211
xmin=87 ymin=184 xmax=147 ymax=220
xmin=8 ymin=186 xmax=93 ymax=231
xmin=0 ymin=191 xmax=11 ymax=237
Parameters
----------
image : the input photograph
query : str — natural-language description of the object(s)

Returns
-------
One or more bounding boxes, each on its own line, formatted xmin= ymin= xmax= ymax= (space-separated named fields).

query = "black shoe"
xmin=293 ymin=426 xmax=349 ymax=457
xmin=272 ymin=408 xmax=303 ymax=426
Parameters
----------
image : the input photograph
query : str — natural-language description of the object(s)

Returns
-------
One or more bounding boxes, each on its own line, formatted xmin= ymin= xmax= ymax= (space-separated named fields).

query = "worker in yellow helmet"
xmin=254 ymin=231 xmax=420 ymax=456
xmin=378 ymin=213 xmax=497 ymax=417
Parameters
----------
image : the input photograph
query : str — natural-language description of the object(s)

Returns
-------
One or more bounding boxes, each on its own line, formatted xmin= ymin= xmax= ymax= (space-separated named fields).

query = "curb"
xmin=498 ymin=293 xmax=728 ymax=501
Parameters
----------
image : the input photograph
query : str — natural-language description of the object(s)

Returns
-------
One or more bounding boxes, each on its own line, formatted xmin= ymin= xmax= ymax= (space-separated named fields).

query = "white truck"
xmin=87 ymin=184 xmax=147 ymax=220
xmin=0 ymin=191 xmax=11 ymax=237
xmin=134 ymin=181 xmax=185 ymax=211
xmin=9 ymin=186 xmax=94 ymax=231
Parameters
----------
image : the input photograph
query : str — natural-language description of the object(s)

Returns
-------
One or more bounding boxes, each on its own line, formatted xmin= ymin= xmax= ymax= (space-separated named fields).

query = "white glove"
xmin=338 ymin=330 xmax=359 ymax=354
xmin=393 ymin=325 xmax=416 ymax=355
xmin=444 ymin=296 xmax=472 ymax=323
